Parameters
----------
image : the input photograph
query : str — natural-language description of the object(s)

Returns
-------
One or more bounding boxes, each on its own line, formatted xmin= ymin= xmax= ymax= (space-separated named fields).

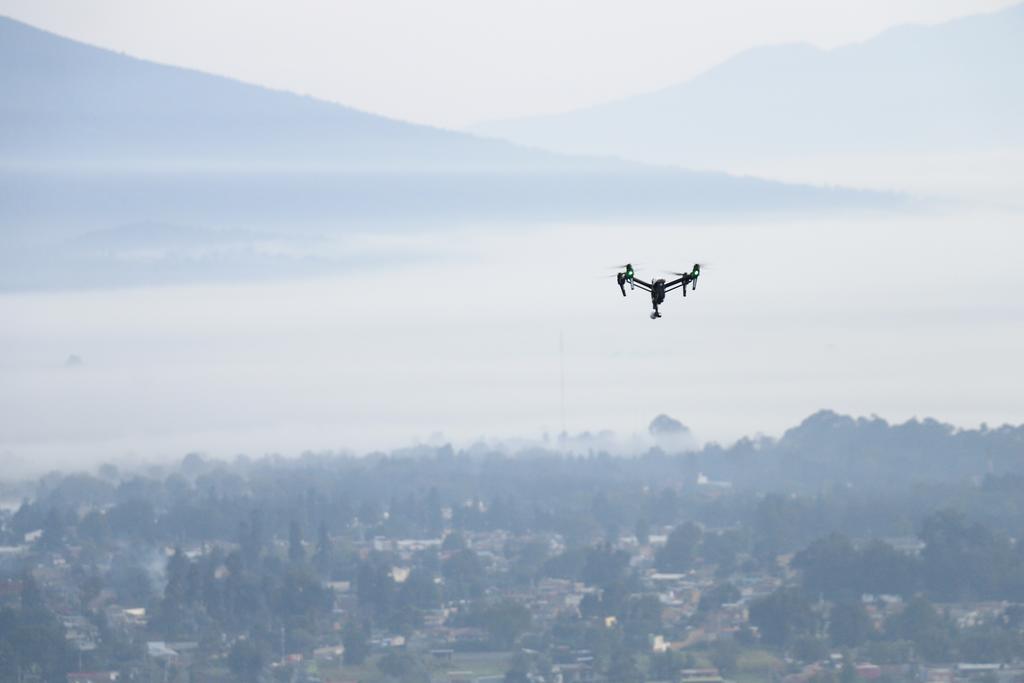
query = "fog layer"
xmin=1 ymin=207 xmax=1021 ymax=475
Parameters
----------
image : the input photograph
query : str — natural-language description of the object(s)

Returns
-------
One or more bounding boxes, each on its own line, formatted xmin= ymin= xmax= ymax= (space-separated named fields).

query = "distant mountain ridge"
xmin=471 ymin=4 xmax=1024 ymax=170
xmin=0 ymin=16 xmax=893 ymax=201
xmin=0 ymin=16 xmax=897 ymax=289
xmin=0 ymin=15 xmax=557 ymax=171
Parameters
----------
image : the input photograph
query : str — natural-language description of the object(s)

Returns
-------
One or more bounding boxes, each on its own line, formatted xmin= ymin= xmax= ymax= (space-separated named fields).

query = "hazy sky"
xmin=2 ymin=1 xmax=1023 ymax=474
xmin=0 ymin=0 xmax=1017 ymax=128
xmin=3 ymin=208 xmax=1023 ymax=475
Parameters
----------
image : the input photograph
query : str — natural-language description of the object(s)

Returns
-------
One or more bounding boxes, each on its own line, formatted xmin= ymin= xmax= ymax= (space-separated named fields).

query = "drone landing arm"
xmin=664 ymin=281 xmax=689 ymax=293
xmin=631 ymin=278 xmax=652 ymax=292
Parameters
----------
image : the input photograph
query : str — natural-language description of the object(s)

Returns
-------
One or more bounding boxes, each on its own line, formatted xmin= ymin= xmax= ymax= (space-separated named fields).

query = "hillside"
xmin=471 ymin=4 xmax=1024 ymax=171
xmin=0 ymin=16 xmax=895 ymax=289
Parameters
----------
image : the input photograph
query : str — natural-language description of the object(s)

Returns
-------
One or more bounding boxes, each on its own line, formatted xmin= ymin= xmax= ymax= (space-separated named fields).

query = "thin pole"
xmin=559 ymin=331 xmax=566 ymax=436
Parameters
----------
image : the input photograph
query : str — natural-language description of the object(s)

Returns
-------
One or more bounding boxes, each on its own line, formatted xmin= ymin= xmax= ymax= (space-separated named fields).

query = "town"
xmin=2 ymin=412 xmax=1024 ymax=683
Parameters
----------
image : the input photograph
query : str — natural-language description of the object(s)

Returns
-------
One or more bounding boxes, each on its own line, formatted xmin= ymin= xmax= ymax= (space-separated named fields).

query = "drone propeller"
xmin=661 ymin=264 xmax=705 ymax=295
xmin=600 ymin=268 xmax=636 ymax=278
xmin=664 ymin=263 xmax=707 ymax=277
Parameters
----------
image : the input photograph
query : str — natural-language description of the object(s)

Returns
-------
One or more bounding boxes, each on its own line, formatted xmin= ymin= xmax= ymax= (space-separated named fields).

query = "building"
xmin=67 ymin=674 xmax=119 ymax=683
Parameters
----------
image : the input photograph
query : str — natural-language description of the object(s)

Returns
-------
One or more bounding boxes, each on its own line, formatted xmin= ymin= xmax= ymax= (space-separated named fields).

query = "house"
xmin=922 ymin=668 xmax=953 ymax=683
xmin=551 ymin=662 xmax=596 ymax=683
xmin=313 ymin=644 xmax=344 ymax=662
xmin=679 ymin=668 xmax=724 ymax=683
xmin=855 ymin=664 xmax=881 ymax=680
xmin=67 ymin=674 xmax=119 ymax=683
xmin=146 ymin=642 xmax=181 ymax=662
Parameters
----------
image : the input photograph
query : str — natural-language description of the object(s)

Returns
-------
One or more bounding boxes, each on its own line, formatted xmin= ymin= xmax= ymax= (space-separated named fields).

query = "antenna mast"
xmin=559 ymin=331 xmax=566 ymax=437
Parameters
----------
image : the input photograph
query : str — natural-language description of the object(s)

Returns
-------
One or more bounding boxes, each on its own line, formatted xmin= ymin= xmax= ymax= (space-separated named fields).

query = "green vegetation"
xmin=3 ymin=411 xmax=1024 ymax=681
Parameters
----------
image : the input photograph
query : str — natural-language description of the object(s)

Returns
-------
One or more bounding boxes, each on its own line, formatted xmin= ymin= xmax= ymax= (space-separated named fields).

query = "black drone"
xmin=614 ymin=263 xmax=702 ymax=319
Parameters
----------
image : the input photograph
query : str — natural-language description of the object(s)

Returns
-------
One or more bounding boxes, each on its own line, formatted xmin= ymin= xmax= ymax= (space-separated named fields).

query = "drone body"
xmin=615 ymin=263 xmax=701 ymax=319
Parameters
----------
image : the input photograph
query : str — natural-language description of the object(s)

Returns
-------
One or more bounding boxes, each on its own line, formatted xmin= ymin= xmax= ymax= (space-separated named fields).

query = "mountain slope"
xmin=471 ymin=4 xmax=1024 ymax=170
xmin=0 ymin=15 xmax=558 ymax=171
xmin=0 ymin=16 xmax=896 ymax=289
xmin=0 ymin=16 xmax=894 ymax=195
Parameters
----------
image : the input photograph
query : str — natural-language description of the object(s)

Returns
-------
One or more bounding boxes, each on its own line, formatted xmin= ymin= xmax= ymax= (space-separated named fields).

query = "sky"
xmin=1 ymin=1 xmax=1022 ymax=474
xmin=3 ymin=208 xmax=1023 ymax=475
xmin=0 ymin=0 xmax=1017 ymax=128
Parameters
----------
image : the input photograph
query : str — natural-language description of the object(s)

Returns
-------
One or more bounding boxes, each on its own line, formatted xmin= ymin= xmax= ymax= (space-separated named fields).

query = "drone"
xmin=614 ymin=263 xmax=702 ymax=319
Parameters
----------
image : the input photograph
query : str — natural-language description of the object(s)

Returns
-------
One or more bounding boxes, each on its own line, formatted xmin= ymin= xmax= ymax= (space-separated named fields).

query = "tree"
xmin=579 ymin=592 xmax=602 ymax=619
xmin=504 ymin=651 xmax=534 ymax=683
xmin=107 ymin=563 xmax=155 ymax=605
xmin=625 ymin=594 xmax=663 ymax=632
xmin=0 ymin=582 xmax=73 ymax=683
xmin=634 ymin=518 xmax=651 ymax=545
xmin=650 ymin=651 xmax=686 ymax=680
xmin=77 ymin=509 xmax=109 ymax=545
xmin=442 ymin=531 xmax=467 ymax=552
xmin=424 ymin=486 xmax=444 ymax=537
xmin=859 ymin=539 xmax=920 ymax=597
xmin=702 ymin=530 xmax=745 ymax=574
xmin=918 ymin=509 xmax=1018 ymax=601
xmin=288 ymin=520 xmax=304 ymax=562
xmin=37 ymin=507 xmax=66 ymax=551
xmin=699 ymin=582 xmax=741 ymax=613
xmin=442 ymin=548 xmax=484 ymax=599
xmin=751 ymin=494 xmax=804 ymax=563
xmin=378 ymin=651 xmax=424 ymax=680
xmin=397 ymin=568 xmax=440 ymax=611
xmin=606 ymin=649 xmax=644 ymax=683
xmin=277 ymin=565 xmax=333 ymax=618
xmin=541 ymin=548 xmax=586 ymax=581
xmin=241 ymin=507 xmax=266 ymax=563
xmin=342 ymin=621 xmax=370 ymax=665
xmin=958 ymin=625 xmax=1019 ymax=664
xmin=181 ymin=451 xmax=206 ymax=476
xmin=863 ymin=640 xmax=914 ymax=665
xmin=597 ymin=581 xmax=629 ymax=619
xmin=656 ymin=522 xmax=703 ymax=572
xmin=840 ymin=656 xmax=857 ymax=683
xmin=357 ymin=560 xmax=395 ymax=618
xmin=98 ymin=462 xmax=119 ymax=480
xmin=314 ymin=521 xmax=333 ymax=576
xmin=106 ymin=499 xmax=156 ymax=539
xmin=710 ymin=639 xmax=740 ymax=677
xmin=155 ymin=547 xmax=191 ymax=638
xmin=885 ymin=596 xmax=953 ymax=663
xmin=581 ymin=543 xmax=630 ymax=586
xmin=482 ymin=600 xmax=532 ymax=649
xmin=829 ymin=601 xmax=870 ymax=648
xmin=791 ymin=636 xmax=829 ymax=664
xmin=749 ymin=588 xmax=816 ymax=648
xmin=228 ymin=638 xmax=264 ymax=680
xmin=506 ymin=539 xmax=549 ymax=585
xmin=792 ymin=533 xmax=860 ymax=600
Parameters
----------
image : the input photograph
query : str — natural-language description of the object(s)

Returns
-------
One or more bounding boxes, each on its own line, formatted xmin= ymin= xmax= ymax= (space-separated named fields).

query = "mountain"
xmin=0 ymin=16 xmax=894 ymax=289
xmin=471 ymin=4 xmax=1024 ymax=171
xmin=0 ymin=16 xmax=892 ymax=189
xmin=0 ymin=15 xmax=559 ymax=172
